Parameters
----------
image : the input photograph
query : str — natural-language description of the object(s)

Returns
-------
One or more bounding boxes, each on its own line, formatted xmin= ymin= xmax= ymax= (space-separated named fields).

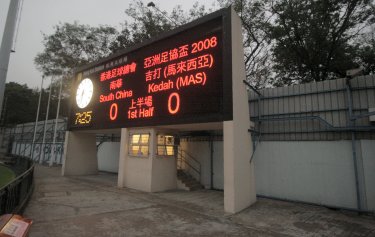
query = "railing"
xmin=177 ymin=149 xmax=201 ymax=182
xmin=0 ymin=156 xmax=34 ymax=215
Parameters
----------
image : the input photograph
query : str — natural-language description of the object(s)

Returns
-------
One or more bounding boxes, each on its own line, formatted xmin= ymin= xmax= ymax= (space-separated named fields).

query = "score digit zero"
xmin=168 ymin=92 xmax=180 ymax=114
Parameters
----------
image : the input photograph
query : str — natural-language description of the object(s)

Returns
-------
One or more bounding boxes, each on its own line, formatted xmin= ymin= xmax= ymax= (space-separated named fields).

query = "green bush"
xmin=0 ymin=165 xmax=16 ymax=188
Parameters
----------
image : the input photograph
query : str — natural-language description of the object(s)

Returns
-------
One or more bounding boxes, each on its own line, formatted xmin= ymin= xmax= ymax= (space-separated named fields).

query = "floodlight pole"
xmin=0 ymin=0 xmax=21 ymax=120
xmin=50 ymin=77 xmax=63 ymax=166
xmin=30 ymin=76 xmax=44 ymax=159
xmin=39 ymin=77 xmax=53 ymax=164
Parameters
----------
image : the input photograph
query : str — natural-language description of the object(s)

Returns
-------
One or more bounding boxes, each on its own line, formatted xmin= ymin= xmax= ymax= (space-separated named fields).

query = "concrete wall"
xmin=124 ymin=155 xmax=153 ymax=191
xmin=119 ymin=128 xmax=153 ymax=191
xmin=97 ymin=142 xmax=120 ymax=173
xmin=213 ymin=141 xmax=224 ymax=190
xmin=253 ymin=140 xmax=375 ymax=211
xmin=151 ymin=156 xmax=177 ymax=192
xmin=361 ymin=140 xmax=375 ymax=211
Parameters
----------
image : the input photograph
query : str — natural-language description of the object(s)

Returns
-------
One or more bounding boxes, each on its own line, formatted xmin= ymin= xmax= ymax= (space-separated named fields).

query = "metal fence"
xmin=0 ymin=156 xmax=34 ymax=215
xmin=1 ymin=119 xmax=67 ymax=164
xmin=1 ymin=118 xmax=124 ymax=165
xmin=248 ymin=75 xmax=375 ymax=141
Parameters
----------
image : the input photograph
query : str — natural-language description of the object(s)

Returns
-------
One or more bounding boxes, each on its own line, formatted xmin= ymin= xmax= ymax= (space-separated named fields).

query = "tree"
xmin=1 ymin=81 xmax=70 ymax=126
xmin=218 ymin=0 xmax=274 ymax=88
xmin=33 ymin=1 xmax=213 ymax=124
xmin=269 ymin=0 xmax=374 ymax=85
xmin=35 ymin=1 xmax=213 ymax=98
xmin=35 ymin=1 xmax=211 ymax=78
xmin=109 ymin=1 xmax=174 ymax=52
xmin=356 ymin=38 xmax=375 ymax=74
xmin=34 ymin=22 xmax=119 ymax=102
xmin=1 ymin=82 xmax=38 ymax=126
xmin=35 ymin=0 xmax=375 ymax=90
xmin=110 ymin=1 xmax=211 ymax=52
xmin=35 ymin=22 xmax=118 ymax=77
xmin=354 ymin=15 xmax=375 ymax=75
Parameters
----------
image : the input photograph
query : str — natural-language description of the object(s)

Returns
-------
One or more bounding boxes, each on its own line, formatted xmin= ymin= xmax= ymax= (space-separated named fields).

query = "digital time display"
xmin=75 ymin=111 xmax=92 ymax=125
xmin=68 ymin=10 xmax=232 ymax=131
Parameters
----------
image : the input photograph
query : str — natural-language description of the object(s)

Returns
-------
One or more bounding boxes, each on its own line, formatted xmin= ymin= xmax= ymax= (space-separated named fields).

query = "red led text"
xmin=110 ymin=78 xmax=123 ymax=90
xmin=162 ymin=54 xmax=213 ymax=80
xmin=176 ymin=72 xmax=206 ymax=90
xmin=144 ymin=45 xmax=189 ymax=69
xmin=128 ymin=96 xmax=155 ymax=119
xmin=99 ymin=89 xmax=133 ymax=103
xmin=100 ymin=62 xmax=137 ymax=82
xmin=191 ymin=36 xmax=217 ymax=53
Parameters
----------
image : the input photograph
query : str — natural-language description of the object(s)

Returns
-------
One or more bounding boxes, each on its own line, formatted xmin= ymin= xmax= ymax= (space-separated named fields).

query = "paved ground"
xmin=23 ymin=165 xmax=375 ymax=237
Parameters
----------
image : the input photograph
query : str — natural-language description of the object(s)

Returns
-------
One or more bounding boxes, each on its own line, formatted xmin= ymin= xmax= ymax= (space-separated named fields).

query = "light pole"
xmin=50 ymin=77 xmax=63 ymax=166
xmin=147 ymin=2 xmax=178 ymax=26
xmin=39 ymin=77 xmax=53 ymax=164
xmin=30 ymin=76 xmax=45 ymax=159
xmin=0 ymin=0 xmax=22 ymax=120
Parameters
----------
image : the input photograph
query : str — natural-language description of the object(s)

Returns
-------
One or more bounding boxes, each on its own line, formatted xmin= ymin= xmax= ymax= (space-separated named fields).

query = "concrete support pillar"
xmin=223 ymin=8 xmax=256 ymax=213
xmin=62 ymin=131 xmax=98 ymax=176
xmin=117 ymin=128 xmax=128 ymax=188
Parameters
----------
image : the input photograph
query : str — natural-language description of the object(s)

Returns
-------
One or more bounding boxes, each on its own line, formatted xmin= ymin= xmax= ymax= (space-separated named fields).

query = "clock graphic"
xmin=76 ymin=78 xmax=94 ymax=109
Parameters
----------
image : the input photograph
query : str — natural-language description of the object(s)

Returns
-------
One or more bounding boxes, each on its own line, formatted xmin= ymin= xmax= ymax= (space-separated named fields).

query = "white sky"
xmin=0 ymin=0 xmax=217 ymax=89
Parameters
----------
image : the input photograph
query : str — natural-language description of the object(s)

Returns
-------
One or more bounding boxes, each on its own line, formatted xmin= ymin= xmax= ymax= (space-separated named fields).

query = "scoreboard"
xmin=68 ymin=9 xmax=232 ymax=130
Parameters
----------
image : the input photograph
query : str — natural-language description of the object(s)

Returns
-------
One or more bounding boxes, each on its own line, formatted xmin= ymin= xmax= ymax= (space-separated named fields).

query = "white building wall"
xmin=97 ymin=142 xmax=120 ymax=173
xmin=98 ymin=138 xmax=375 ymax=211
xmin=361 ymin=140 xmax=375 ymax=211
xmin=253 ymin=140 xmax=375 ymax=211
xmin=151 ymin=156 xmax=177 ymax=192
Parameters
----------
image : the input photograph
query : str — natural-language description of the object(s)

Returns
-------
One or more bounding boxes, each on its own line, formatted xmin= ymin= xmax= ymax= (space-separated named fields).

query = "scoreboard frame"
xmin=67 ymin=7 xmax=233 ymax=131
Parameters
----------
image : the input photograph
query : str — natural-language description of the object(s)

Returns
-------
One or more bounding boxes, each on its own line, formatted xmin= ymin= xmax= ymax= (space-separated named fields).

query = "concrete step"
xmin=177 ymin=174 xmax=193 ymax=180
xmin=182 ymin=179 xmax=200 ymax=186
xmin=177 ymin=169 xmax=203 ymax=191
xmin=187 ymin=183 xmax=203 ymax=191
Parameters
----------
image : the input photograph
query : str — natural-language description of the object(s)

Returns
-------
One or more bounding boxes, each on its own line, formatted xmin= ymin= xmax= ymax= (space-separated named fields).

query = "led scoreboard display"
xmin=68 ymin=9 xmax=232 ymax=130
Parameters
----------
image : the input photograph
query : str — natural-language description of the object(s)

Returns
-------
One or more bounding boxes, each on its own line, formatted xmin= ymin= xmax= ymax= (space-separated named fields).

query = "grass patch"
xmin=0 ymin=165 xmax=16 ymax=188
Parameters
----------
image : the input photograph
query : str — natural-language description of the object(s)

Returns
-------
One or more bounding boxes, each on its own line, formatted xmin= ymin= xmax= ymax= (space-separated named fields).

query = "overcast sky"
xmin=0 ymin=0 xmax=217 ymax=89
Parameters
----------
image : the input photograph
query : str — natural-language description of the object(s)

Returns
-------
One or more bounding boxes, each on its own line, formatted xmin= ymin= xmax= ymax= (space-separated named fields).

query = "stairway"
xmin=177 ymin=169 xmax=203 ymax=191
